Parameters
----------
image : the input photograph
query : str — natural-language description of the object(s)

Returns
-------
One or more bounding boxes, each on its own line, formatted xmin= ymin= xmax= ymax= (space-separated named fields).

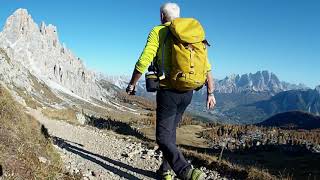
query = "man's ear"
xmin=161 ymin=13 xmax=166 ymax=24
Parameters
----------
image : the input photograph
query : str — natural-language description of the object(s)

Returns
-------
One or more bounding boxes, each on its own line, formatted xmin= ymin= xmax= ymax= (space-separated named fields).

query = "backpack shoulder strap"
xmin=159 ymin=28 xmax=170 ymax=80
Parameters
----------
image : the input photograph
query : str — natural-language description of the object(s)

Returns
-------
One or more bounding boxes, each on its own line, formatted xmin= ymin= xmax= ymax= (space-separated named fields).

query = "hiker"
xmin=126 ymin=2 xmax=216 ymax=180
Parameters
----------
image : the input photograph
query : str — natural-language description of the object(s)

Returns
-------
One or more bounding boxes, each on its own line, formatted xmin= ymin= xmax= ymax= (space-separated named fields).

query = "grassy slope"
xmin=0 ymin=86 xmax=72 ymax=179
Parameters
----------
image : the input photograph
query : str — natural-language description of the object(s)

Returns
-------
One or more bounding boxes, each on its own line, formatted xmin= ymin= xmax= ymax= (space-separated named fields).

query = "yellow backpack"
xmin=162 ymin=18 xmax=210 ymax=91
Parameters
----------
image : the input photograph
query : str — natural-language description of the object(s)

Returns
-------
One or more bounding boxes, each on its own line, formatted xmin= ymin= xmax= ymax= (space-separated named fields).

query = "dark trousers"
xmin=156 ymin=89 xmax=193 ymax=178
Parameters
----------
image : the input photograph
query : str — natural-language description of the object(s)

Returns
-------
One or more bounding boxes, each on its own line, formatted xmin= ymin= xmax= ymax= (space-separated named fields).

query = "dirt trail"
xmin=28 ymin=109 xmax=225 ymax=180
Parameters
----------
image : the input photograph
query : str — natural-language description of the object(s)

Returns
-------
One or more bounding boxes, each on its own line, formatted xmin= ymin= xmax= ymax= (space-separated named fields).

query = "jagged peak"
xmin=4 ymin=8 xmax=34 ymax=28
xmin=240 ymin=70 xmax=273 ymax=77
xmin=255 ymin=70 xmax=262 ymax=74
xmin=47 ymin=24 xmax=57 ymax=32
xmin=2 ymin=8 xmax=62 ymax=45
xmin=12 ymin=8 xmax=29 ymax=16
xmin=253 ymin=70 xmax=273 ymax=78
xmin=222 ymin=71 xmax=280 ymax=83
xmin=225 ymin=73 xmax=237 ymax=79
xmin=251 ymin=70 xmax=280 ymax=81
xmin=2 ymin=8 xmax=39 ymax=44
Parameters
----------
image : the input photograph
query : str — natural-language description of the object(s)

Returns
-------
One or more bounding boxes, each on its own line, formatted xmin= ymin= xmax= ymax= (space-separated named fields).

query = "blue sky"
xmin=0 ymin=0 xmax=319 ymax=87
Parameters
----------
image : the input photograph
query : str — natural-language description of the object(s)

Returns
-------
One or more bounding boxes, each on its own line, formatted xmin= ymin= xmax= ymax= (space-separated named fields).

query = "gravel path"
xmin=28 ymin=109 xmax=226 ymax=180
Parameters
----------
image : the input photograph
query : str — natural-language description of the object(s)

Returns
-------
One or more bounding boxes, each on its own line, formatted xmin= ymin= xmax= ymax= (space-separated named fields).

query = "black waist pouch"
xmin=145 ymin=72 xmax=160 ymax=92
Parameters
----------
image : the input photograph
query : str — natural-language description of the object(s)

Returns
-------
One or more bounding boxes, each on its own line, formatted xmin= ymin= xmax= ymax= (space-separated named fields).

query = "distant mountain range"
xmin=214 ymin=71 xmax=307 ymax=94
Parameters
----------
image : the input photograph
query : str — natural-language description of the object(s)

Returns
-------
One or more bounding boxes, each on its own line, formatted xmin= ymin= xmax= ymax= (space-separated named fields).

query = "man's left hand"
xmin=207 ymin=94 xmax=216 ymax=109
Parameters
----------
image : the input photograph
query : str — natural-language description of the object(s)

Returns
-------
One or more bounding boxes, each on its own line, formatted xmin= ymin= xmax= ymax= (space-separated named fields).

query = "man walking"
xmin=126 ymin=3 xmax=216 ymax=180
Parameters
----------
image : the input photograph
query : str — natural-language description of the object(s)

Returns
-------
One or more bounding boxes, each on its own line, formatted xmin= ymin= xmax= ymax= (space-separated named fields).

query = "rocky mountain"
xmin=258 ymin=111 xmax=320 ymax=130
xmin=214 ymin=70 xmax=307 ymax=94
xmin=0 ymin=9 xmax=109 ymax=102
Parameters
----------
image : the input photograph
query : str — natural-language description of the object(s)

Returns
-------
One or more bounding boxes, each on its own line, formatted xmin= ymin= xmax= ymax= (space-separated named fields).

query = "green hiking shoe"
xmin=161 ymin=170 xmax=174 ymax=180
xmin=188 ymin=168 xmax=206 ymax=180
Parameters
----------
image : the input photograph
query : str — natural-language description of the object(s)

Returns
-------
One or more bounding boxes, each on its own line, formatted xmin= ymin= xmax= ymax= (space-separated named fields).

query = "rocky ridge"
xmin=0 ymin=9 xmax=108 ymax=101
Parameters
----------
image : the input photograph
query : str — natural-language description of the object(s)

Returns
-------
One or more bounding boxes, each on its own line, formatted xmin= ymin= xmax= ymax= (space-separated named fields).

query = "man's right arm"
xmin=134 ymin=28 xmax=159 ymax=74
xmin=126 ymin=69 xmax=142 ymax=95
xmin=127 ymin=28 xmax=159 ymax=95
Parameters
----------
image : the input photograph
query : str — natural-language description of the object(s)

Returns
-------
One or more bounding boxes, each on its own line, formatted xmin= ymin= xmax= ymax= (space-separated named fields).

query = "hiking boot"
xmin=187 ymin=168 xmax=206 ymax=180
xmin=160 ymin=170 xmax=174 ymax=180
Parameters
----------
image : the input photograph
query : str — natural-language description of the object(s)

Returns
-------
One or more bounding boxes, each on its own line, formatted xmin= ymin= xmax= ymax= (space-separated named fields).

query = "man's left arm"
xmin=205 ymin=59 xmax=216 ymax=109
xmin=206 ymin=72 xmax=216 ymax=109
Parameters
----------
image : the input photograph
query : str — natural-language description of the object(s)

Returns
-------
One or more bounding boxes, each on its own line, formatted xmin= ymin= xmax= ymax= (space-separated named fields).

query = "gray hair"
xmin=160 ymin=2 xmax=180 ymax=21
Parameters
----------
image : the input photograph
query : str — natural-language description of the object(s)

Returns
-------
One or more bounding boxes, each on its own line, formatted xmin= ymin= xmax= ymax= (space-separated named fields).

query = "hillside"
xmin=0 ymin=86 xmax=74 ymax=179
xmin=258 ymin=111 xmax=320 ymax=130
